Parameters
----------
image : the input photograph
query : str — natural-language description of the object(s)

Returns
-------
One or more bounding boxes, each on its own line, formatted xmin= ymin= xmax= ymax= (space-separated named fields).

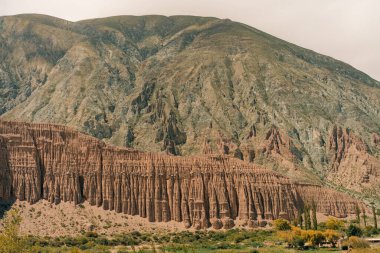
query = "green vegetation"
xmin=311 ymin=201 xmax=318 ymax=230
xmin=24 ymin=229 xmax=276 ymax=252
xmin=324 ymin=217 xmax=345 ymax=231
xmin=372 ymin=202 xmax=378 ymax=231
xmin=273 ymin=219 xmax=291 ymax=231
xmin=0 ymin=209 xmax=27 ymax=253
xmin=346 ymin=224 xmax=363 ymax=237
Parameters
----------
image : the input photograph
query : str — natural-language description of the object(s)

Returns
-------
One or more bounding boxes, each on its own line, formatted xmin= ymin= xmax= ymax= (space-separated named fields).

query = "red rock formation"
xmin=328 ymin=125 xmax=380 ymax=192
xmin=0 ymin=136 xmax=12 ymax=200
xmin=0 ymin=120 xmax=363 ymax=229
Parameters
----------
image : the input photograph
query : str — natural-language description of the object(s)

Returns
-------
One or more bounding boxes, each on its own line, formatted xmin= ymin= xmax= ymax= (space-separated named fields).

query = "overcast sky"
xmin=1 ymin=0 xmax=379 ymax=81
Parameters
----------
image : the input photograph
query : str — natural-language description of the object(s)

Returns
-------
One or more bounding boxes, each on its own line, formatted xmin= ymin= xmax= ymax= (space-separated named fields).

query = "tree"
xmin=346 ymin=224 xmax=363 ymax=237
xmin=323 ymin=229 xmax=341 ymax=248
xmin=362 ymin=208 xmax=367 ymax=227
xmin=311 ymin=200 xmax=318 ymax=230
xmin=325 ymin=217 xmax=344 ymax=231
xmin=297 ymin=209 xmax=303 ymax=229
xmin=277 ymin=227 xmax=305 ymax=249
xmin=292 ymin=218 xmax=298 ymax=227
xmin=0 ymin=208 xmax=27 ymax=253
xmin=304 ymin=205 xmax=311 ymax=230
xmin=355 ymin=204 xmax=361 ymax=226
xmin=303 ymin=230 xmax=325 ymax=247
xmin=371 ymin=202 xmax=378 ymax=231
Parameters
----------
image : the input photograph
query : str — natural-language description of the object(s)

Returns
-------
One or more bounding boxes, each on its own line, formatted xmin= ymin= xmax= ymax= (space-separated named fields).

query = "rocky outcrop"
xmin=0 ymin=120 xmax=363 ymax=229
xmin=0 ymin=136 xmax=11 ymax=201
xmin=328 ymin=126 xmax=380 ymax=192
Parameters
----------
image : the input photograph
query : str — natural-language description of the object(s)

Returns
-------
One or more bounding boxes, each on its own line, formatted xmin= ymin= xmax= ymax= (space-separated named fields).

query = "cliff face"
xmin=1 ymin=14 xmax=380 ymax=203
xmin=0 ymin=121 xmax=361 ymax=229
xmin=327 ymin=126 xmax=380 ymax=195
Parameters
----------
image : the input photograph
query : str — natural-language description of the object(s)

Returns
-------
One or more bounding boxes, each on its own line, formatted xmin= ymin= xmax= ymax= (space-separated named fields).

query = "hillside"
xmin=0 ymin=14 xmax=379 ymax=203
xmin=0 ymin=120 xmax=362 ymax=230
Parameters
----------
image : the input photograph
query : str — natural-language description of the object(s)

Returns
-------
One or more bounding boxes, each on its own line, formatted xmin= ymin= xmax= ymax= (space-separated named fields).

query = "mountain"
xmin=0 ymin=120 xmax=361 ymax=230
xmin=0 ymin=14 xmax=379 ymax=204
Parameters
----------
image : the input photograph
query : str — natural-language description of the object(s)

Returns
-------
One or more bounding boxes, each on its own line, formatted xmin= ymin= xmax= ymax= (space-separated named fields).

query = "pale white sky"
xmin=1 ymin=0 xmax=379 ymax=81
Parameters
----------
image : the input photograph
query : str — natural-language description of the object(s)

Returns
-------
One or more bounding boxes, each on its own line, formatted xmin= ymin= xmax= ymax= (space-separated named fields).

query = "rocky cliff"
xmin=1 ymin=14 xmax=379 ymax=203
xmin=0 ymin=121 xmax=362 ymax=229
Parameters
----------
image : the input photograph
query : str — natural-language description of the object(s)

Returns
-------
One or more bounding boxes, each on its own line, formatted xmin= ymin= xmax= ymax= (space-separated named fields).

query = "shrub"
xmin=0 ymin=209 xmax=28 ymax=253
xmin=318 ymin=222 xmax=327 ymax=231
xmin=347 ymin=236 xmax=370 ymax=249
xmin=346 ymin=224 xmax=363 ymax=237
xmin=85 ymin=232 xmax=98 ymax=238
xmin=325 ymin=217 xmax=345 ymax=230
xmin=273 ymin=219 xmax=291 ymax=231
xmin=364 ymin=225 xmax=378 ymax=237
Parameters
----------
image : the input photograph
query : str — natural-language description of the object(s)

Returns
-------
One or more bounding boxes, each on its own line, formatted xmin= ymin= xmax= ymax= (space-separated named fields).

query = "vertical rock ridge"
xmin=0 ymin=120 xmax=363 ymax=229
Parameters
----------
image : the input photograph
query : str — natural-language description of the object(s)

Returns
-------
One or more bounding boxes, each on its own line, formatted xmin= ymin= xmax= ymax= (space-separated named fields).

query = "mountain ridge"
xmin=0 ymin=14 xmax=379 ymax=204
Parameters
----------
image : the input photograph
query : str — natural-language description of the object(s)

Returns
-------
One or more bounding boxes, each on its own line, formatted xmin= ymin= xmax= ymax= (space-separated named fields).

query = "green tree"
xmin=346 ymin=224 xmax=363 ymax=237
xmin=355 ymin=204 xmax=361 ymax=226
xmin=362 ymin=208 xmax=367 ymax=227
xmin=371 ymin=202 xmax=378 ymax=231
xmin=297 ymin=209 xmax=303 ymax=229
xmin=311 ymin=200 xmax=318 ymax=230
xmin=0 ymin=208 xmax=27 ymax=253
xmin=304 ymin=205 xmax=311 ymax=230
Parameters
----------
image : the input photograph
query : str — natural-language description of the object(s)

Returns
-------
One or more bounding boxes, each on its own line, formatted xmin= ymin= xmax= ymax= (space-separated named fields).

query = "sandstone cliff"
xmin=0 ymin=121 xmax=362 ymax=229
xmin=1 ymin=14 xmax=380 ymax=204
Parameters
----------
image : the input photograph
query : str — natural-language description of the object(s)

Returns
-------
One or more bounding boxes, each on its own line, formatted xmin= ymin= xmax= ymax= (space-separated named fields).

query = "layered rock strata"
xmin=0 ymin=121 xmax=362 ymax=229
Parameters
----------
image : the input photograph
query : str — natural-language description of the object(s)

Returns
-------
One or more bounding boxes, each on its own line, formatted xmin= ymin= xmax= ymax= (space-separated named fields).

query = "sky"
xmin=1 ymin=0 xmax=379 ymax=81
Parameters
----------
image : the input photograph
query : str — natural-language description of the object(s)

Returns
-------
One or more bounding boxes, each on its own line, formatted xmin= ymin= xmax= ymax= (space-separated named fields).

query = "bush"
xmin=347 ymin=236 xmax=370 ymax=249
xmin=85 ymin=232 xmax=98 ymax=238
xmin=364 ymin=226 xmax=378 ymax=237
xmin=0 ymin=209 xmax=28 ymax=253
xmin=325 ymin=217 xmax=345 ymax=230
xmin=346 ymin=224 xmax=363 ymax=237
xmin=273 ymin=219 xmax=291 ymax=231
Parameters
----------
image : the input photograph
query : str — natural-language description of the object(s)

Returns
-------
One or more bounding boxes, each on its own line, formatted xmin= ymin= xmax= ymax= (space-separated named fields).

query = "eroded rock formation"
xmin=328 ymin=126 xmax=380 ymax=192
xmin=0 ymin=121 xmax=362 ymax=229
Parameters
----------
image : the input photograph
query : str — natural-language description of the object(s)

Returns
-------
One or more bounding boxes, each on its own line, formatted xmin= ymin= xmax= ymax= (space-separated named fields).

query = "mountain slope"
xmin=0 ymin=14 xmax=380 ymax=203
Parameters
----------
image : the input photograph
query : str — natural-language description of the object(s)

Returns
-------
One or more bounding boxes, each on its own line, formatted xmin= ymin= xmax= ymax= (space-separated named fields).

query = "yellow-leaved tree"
xmin=0 ymin=208 xmax=27 ymax=253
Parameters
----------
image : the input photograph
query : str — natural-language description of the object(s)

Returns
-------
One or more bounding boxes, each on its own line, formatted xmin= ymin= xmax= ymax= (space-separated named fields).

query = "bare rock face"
xmin=0 ymin=136 xmax=12 ymax=200
xmin=0 ymin=120 xmax=363 ymax=229
xmin=328 ymin=126 xmax=380 ymax=193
